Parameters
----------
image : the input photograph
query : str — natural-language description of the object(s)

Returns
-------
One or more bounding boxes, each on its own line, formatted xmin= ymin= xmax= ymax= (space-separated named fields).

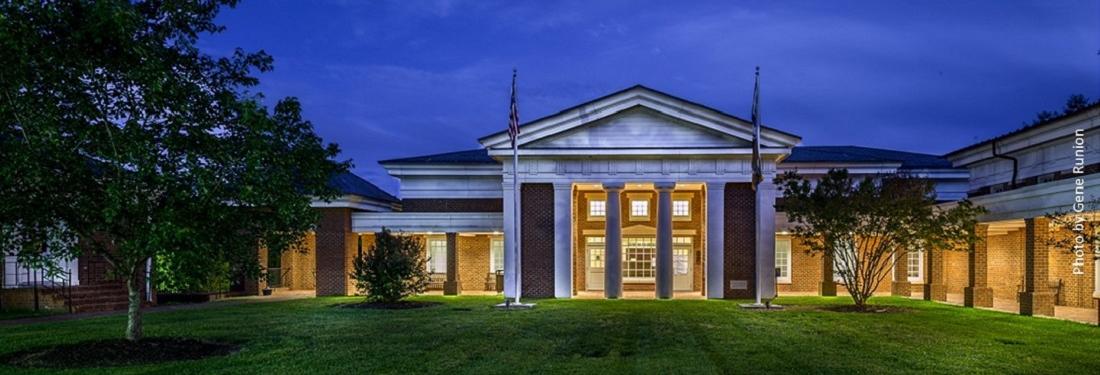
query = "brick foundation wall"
xmin=724 ymin=183 xmax=755 ymax=299
xmin=521 ymin=183 xmax=555 ymax=298
xmin=458 ymin=235 xmax=493 ymax=292
xmin=401 ymin=198 xmax=503 ymax=213
xmin=315 ymin=208 xmax=353 ymax=296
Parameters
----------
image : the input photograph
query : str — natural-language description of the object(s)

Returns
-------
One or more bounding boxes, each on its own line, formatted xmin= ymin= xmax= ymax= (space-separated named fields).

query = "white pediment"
xmin=479 ymin=85 xmax=801 ymax=156
xmin=525 ymin=106 xmax=751 ymax=149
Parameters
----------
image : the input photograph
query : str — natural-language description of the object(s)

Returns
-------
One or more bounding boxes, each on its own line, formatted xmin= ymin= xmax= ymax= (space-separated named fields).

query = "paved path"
xmin=0 ymin=291 xmax=314 ymax=327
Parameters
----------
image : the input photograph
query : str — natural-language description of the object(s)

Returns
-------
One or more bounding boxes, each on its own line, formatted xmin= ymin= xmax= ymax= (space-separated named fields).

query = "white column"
xmin=655 ymin=182 xmax=675 ymax=299
xmin=553 ymin=182 xmax=573 ymax=298
xmin=706 ymin=182 xmax=726 ymax=299
xmin=1094 ymin=258 xmax=1100 ymax=299
xmin=603 ymin=182 xmax=624 ymax=299
xmin=755 ymin=181 xmax=778 ymax=302
xmin=502 ymin=181 xmax=520 ymax=299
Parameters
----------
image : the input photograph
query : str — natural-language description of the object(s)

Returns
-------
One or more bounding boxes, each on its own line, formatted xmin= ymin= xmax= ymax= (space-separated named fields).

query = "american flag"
xmin=751 ymin=66 xmax=763 ymax=189
xmin=508 ymin=69 xmax=520 ymax=148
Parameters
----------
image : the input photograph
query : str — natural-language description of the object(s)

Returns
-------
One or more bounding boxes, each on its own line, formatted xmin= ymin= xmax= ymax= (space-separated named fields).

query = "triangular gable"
xmin=478 ymin=85 xmax=801 ymax=151
xmin=525 ymin=106 xmax=751 ymax=149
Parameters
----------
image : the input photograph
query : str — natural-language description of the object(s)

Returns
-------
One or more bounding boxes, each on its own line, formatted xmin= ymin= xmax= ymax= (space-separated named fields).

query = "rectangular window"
xmin=673 ymin=237 xmax=692 ymax=275
xmin=587 ymin=237 xmax=605 ymax=269
xmin=427 ymin=238 xmax=447 ymax=274
xmin=631 ymin=200 xmax=649 ymax=217
xmin=907 ymin=250 xmax=923 ymax=283
xmin=623 ymin=237 xmax=656 ymax=280
xmin=776 ymin=238 xmax=792 ymax=283
xmin=489 ymin=238 xmax=504 ymax=273
xmin=588 ymin=200 xmax=606 ymax=218
xmin=672 ymin=200 xmax=690 ymax=217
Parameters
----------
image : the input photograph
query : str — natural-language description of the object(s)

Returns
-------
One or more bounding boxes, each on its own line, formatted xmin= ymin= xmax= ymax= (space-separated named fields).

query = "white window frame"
xmin=427 ymin=237 xmax=447 ymax=274
xmin=630 ymin=200 xmax=649 ymax=220
xmin=588 ymin=200 xmax=606 ymax=221
xmin=672 ymin=200 xmax=690 ymax=219
xmin=586 ymin=236 xmax=605 ymax=269
xmin=907 ymin=250 xmax=924 ymax=283
xmin=489 ymin=237 xmax=504 ymax=273
xmin=673 ymin=236 xmax=692 ymax=275
xmin=775 ymin=238 xmax=792 ymax=284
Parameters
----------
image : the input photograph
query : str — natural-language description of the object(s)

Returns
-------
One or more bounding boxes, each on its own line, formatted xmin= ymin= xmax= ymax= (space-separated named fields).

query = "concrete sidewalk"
xmin=0 ymin=290 xmax=314 ymax=327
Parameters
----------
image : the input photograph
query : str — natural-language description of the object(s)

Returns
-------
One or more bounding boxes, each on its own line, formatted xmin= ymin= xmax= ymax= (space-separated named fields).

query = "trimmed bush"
xmin=350 ymin=229 xmax=429 ymax=303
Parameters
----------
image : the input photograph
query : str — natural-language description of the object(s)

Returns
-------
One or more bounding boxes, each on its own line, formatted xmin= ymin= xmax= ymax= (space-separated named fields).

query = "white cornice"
xmin=947 ymin=108 xmax=1100 ymax=167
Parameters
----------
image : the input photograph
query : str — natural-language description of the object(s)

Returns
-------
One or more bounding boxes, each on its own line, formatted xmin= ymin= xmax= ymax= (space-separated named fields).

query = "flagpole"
xmin=512 ymin=124 xmax=522 ymax=305
xmin=752 ymin=66 xmax=764 ymax=306
xmin=511 ymin=69 xmax=523 ymax=305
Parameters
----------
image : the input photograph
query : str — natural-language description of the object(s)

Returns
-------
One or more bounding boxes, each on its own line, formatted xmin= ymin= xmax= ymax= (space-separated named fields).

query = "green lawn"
xmin=1 ymin=296 xmax=1099 ymax=374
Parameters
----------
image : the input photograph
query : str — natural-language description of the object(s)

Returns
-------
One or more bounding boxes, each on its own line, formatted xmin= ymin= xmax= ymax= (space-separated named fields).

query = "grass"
xmin=1 ymin=296 xmax=1099 ymax=374
xmin=0 ymin=309 xmax=60 ymax=321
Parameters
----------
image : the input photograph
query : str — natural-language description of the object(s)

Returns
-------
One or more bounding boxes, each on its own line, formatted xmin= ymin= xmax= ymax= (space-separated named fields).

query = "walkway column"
xmin=603 ymin=182 xmax=624 ymax=299
xmin=924 ymin=247 xmax=947 ymax=301
xmin=655 ymin=182 xmax=675 ymax=299
xmin=443 ymin=232 xmax=459 ymax=295
xmin=1095 ymin=245 xmax=1100 ymax=325
xmin=820 ymin=254 xmax=837 ymax=296
xmin=755 ymin=181 xmax=778 ymax=301
xmin=705 ymin=182 xmax=725 ymax=299
xmin=965 ymin=224 xmax=993 ymax=307
xmin=1020 ymin=217 xmax=1054 ymax=316
xmin=553 ymin=182 xmax=573 ymax=298
xmin=892 ymin=247 xmax=912 ymax=297
xmin=502 ymin=181 xmax=520 ymax=299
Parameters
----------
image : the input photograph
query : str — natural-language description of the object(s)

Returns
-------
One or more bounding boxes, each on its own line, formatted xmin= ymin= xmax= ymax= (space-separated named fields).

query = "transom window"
xmin=623 ymin=237 xmax=656 ymax=279
xmin=672 ymin=200 xmax=690 ymax=217
xmin=588 ymin=200 xmax=606 ymax=218
xmin=630 ymin=200 xmax=649 ymax=217
xmin=775 ymin=238 xmax=791 ymax=283
xmin=427 ymin=238 xmax=447 ymax=274
xmin=489 ymin=238 xmax=504 ymax=273
xmin=907 ymin=250 xmax=924 ymax=283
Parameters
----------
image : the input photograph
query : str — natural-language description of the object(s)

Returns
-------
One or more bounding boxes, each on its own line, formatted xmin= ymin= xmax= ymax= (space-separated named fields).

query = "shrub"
xmin=350 ymin=229 xmax=429 ymax=303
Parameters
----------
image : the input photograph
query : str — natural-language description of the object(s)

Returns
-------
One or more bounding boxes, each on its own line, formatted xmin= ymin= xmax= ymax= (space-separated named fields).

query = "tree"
xmin=775 ymin=169 xmax=986 ymax=311
xmin=1063 ymin=94 xmax=1091 ymax=115
xmin=0 ymin=1 xmax=347 ymax=340
xmin=1045 ymin=197 xmax=1100 ymax=269
xmin=351 ymin=229 xmax=430 ymax=303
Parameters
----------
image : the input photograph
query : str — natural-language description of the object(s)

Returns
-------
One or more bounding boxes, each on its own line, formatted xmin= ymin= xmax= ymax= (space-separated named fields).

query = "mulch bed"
xmin=339 ymin=301 xmax=442 ymax=310
xmin=2 ymin=337 xmax=239 ymax=368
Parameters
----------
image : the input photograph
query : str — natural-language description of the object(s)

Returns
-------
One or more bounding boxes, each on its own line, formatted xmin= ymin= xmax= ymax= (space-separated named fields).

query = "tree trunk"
xmin=125 ymin=274 xmax=143 ymax=341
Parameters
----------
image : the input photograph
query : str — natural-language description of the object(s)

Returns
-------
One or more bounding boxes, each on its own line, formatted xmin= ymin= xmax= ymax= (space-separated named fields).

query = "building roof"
xmin=478 ymin=84 xmax=802 ymax=143
xmin=783 ymin=146 xmax=955 ymax=169
xmin=945 ymin=101 xmax=1100 ymax=158
xmin=328 ymin=171 xmax=399 ymax=203
xmin=378 ymin=149 xmax=498 ymax=165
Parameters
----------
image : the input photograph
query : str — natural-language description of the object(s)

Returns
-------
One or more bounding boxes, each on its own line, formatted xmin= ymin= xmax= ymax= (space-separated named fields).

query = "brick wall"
xmin=315 ymin=208 xmax=353 ymax=296
xmin=1048 ymin=228 xmax=1096 ymax=308
xmin=944 ymin=250 xmax=969 ymax=295
xmin=401 ymin=198 xmax=503 ymax=212
xmin=724 ymin=183 xmax=755 ymax=299
xmin=777 ymin=236 xmax=823 ymax=293
xmin=521 ymin=183 xmax=555 ymax=298
xmin=458 ymin=235 xmax=493 ymax=291
xmin=988 ymin=229 xmax=1025 ymax=302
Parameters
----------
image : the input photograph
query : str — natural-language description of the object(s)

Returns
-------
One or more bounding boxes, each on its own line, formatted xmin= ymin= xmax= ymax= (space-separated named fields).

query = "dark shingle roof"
xmin=784 ymin=146 xmax=955 ymax=170
xmin=379 ymin=149 xmax=498 ymax=165
xmin=328 ymin=172 xmax=398 ymax=203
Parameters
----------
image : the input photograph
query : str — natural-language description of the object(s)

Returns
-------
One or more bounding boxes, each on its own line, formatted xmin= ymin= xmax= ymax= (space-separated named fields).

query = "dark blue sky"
xmin=200 ymin=1 xmax=1099 ymax=194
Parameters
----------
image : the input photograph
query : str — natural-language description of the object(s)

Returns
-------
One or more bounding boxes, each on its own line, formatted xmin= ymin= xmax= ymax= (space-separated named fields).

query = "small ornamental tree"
xmin=351 ymin=229 xmax=430 ymax=303
xmin=776 ymin=169 xmax=986 ymax=311
xmin=1045 ymin=197 xmax=1100 ymax=268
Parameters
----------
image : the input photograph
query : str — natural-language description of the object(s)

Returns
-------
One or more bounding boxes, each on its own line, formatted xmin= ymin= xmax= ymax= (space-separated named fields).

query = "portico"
xmin=477 ymin=85 xmax=800 ymax=300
